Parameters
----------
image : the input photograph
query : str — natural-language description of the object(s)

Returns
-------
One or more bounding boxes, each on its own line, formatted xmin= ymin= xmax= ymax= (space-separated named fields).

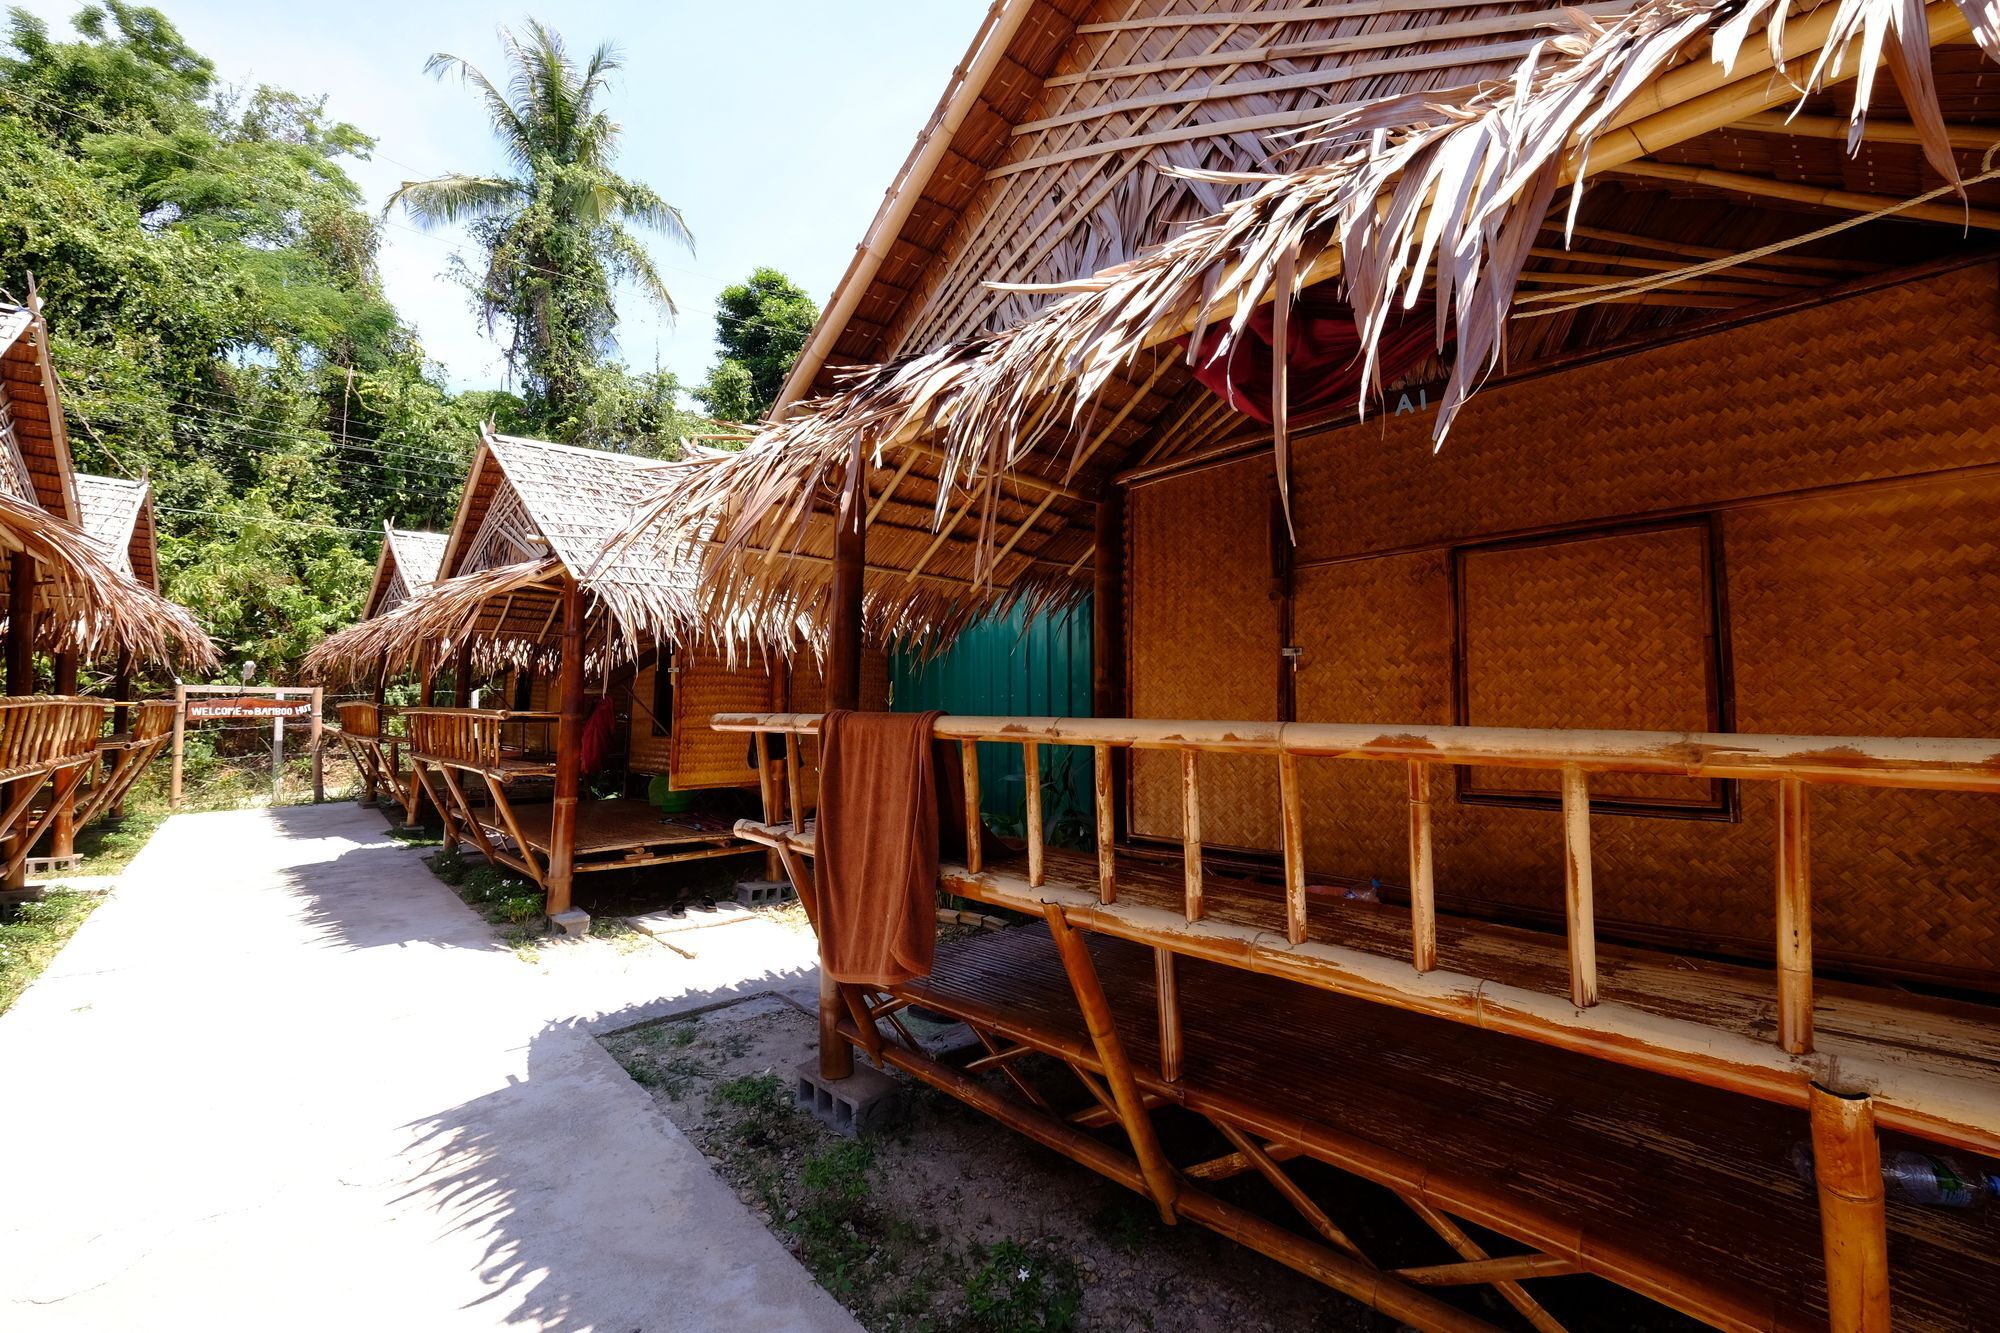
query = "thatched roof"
xmin=362 ymin=523 xmax=446 ymax=618
xmin=630 ymin=0 xmax=2000 ymax=653
xmin=74 ymin=473 xmax=158 ymax=590
xmin=305 ymin=432 xmax=721 ymax=684
xmin=0 ymin=303 xmax=78 ymax=523
xmin=0 ymin=488 xmax=216 ymax=671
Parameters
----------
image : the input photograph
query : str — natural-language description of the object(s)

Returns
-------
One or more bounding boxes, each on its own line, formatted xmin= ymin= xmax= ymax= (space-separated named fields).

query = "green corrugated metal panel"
xmin=891 ymin=598 xmax=1093 ymax=838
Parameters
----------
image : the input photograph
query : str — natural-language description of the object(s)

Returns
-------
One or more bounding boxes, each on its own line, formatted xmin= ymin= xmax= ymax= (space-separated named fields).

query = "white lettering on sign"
xmin=1393 ymin=387 xmax=1432 ymax=416
xmin=185 ymin=697 xmax=314 ymax=721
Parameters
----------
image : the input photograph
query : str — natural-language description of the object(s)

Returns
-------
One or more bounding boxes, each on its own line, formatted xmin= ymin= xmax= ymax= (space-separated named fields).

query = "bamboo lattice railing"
xmin=402 ymin=707 xmax=557 ymax=771
xmin=716 ymin=711 xmax=2000 ymax=1153
xmin=334 ymin=700 xmax=381 ymax=739
xmin=0 ymin=697 xmax=111 ymax=782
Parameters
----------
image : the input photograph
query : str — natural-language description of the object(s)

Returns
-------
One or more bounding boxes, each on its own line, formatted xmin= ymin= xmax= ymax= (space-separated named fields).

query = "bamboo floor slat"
xmin=895 ymin=924 xmax=2000 ymax=1333
xmin=482 ymin=797 xmax=741 ymax=858
xmin=735 ymin=820 xmax=2000 ymax=1157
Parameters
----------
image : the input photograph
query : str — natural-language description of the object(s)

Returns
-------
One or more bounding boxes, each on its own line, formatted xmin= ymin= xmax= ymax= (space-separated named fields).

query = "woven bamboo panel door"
xmin=670 ymin=650 xmax=774 ymax=790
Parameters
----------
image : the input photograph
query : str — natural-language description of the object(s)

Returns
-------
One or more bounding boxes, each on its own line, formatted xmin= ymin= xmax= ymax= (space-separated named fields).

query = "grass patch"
xmin=0 ymin=891 xmax=100 ymax=1015
xmin=66 ymin=805 xmax=167 ymax=878
xmin=964 ymin=1240 xmax=1083 ymax=1333
xmin=424 ymin=845 xmax=544 ymax=961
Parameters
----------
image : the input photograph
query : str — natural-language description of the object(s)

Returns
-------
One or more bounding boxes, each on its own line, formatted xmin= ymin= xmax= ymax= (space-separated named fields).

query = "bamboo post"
xmin=1023 ymin=740 xmax=1044 ymax=887
xmin=961 ymin=739 xmax=983 ymax=874
xmin=452 ymin=640 xmax=473 ymax=708
xmin=1182 ymin=749 xmax=1203 ymax=922
xmin=786 ymin=731 xmax=805 ymax=831
xmin=169 ymin=683 xmax=187 ymax=809
xmin=49 ymin=652 xmax=78 ymax=858
xmin=309 ymin=687 xmax=324 ymax=803
xmin=545 ymin=576 xmax=585 ymax=918
xmin=1044 ymin=904 xmax=1180 ymax=1223
xmin=1279 ymin=751 xmax=1306 ymax=945
xmin=1810 ymin=1084 xmax=1892 ymax=1332
xmin=1560 ymin=765 xmax=1598 ymax=1009
xmin=1776 ymin=777 xmax=1813 ymax=1055
xmin=826 ymin=437 xmax=866 ymax=712
xmin=270 ymin=705 xmax=284 ymax=804
xmin=1094 ymin=742 xmax=1115 ymax=902
xmin=1155 ymin=946 xmax=1182 ymax=1083
xmin=1407 ymin=761 xmax=1436 ymax=972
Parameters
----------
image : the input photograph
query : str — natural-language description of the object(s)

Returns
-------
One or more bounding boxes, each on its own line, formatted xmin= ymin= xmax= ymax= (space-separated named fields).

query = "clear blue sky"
xmin=19 ymin=0 xmax=986 ymax=394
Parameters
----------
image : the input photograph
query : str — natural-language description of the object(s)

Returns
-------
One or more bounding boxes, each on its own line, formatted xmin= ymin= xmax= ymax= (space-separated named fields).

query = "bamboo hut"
xmin=0 ymin=301 xmax=216 ymax=888
xmin=623 ymin=2 xmax=2000 ymax=1328
xmin=323 ymin=523 xmax=449 ymax=807
xmin=304 ymin=430 xmax=884 ymax=922
xmin=363 ymin=522 xmax=446 ymax=619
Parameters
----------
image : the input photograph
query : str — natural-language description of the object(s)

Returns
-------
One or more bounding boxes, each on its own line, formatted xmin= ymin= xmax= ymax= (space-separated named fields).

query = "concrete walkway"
xmin=0 ymin=802 xmax=860 ymax=1333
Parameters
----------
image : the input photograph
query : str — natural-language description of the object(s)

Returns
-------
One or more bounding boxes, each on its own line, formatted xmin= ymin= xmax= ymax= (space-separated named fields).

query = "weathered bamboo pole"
xmin=1401 ymin=1193 xmax=1568 ymax=1333
xmin=545 ymin=576 xmax=585 ymax=919
xmin=1279 ymin=751 xmax=1307 ymax=945
xmin=1022 ymin=740 xmax=1044 ymax=888
xmin=961 ymin=739 xmax=984 ymax=874
xmin=1395 ymin=1253 xmax=1579 ymax=1286
xmin=1182 ymin=750 xmax=1203 ymax=922
xmin=48 ymin=651 xmax=79 ymax=858
xmin=1154 ymin=946 xmax=1182 ymax=1084
xmin=1407 ymin=760 xmax=1436 ymax=972
xmin=1561 ymin=766 xmax=1598 ymax=1009
xmin=1776 ymin=778 xmax=1814 ymax=1055
xmin=1214 ymin=1120 xmax=1369 ymax=1261
xmin=826 ymin=439 xmax=866 ymax=713
xmin=786 ymin=731 xmax=805 ymax=832
xmin=1094 ymin=742 xmax=1116 ymax=903
xmin=1810 ymin=1084 xmax=1892 ymax=1333
xmin=1044 ymin=904 xmax=1181 ymax=1224
xmin=1614 ymin=159 xmax=2000 ymax=231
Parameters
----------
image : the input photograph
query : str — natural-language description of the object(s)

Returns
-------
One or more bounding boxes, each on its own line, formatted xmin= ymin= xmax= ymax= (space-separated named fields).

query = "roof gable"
xmin=73 ymin=473 xmax=156 ymax=590
xmin=439 ymin=432 xmax=676 ymax=581
xmin=363 ymin=524 xmax=447 ymax=618
xmin=0 ymin=304 xmax=78 ymax=522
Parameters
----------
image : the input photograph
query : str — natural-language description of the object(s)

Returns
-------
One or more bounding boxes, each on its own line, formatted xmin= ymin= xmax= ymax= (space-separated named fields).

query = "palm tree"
xmin=388 ymin=21 xmax=692 ymax=434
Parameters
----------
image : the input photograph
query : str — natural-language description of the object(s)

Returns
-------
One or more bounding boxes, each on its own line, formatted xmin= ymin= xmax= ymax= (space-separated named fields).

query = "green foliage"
xmin=716 ymin=1071 xmax=787 ymax=1113
xmin=693 ymin=267 xmax=817 ymax=423
xmin=1 ymin=890 xmax=101 ymax=1015
xmin=390 ymin=21 xmax=693 ymax=436
xmin=963 ymin=1240 xmax=1083 ymax=1333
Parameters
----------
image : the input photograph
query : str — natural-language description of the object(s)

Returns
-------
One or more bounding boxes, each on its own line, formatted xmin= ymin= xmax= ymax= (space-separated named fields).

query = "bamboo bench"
xmin=886 ymin=923 xmax=1999 ymax=1332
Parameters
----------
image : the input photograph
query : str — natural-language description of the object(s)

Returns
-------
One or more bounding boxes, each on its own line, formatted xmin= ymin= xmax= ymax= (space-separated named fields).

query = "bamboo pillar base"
xmin=1810 ymin=1084 xmax=1892 ymax=1332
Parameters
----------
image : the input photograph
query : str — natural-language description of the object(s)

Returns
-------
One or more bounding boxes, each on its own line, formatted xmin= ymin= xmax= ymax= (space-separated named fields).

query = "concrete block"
xmin=548 ymin=908 xmax=591 ymax=937
xmin=630 ymin=900 xmax=751 ymax=937
xmin=732 ymin=878 xmax=795 ymax=909
xmin=794 ymin=1059 xmax=905 ymax=1138
xmin=25 ymin=854 xmax=83 ymax=878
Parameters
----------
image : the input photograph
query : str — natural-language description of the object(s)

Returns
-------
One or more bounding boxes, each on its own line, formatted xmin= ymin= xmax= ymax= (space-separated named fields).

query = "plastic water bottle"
xmin=1790 ymin=1142 xmax=2000 ymax=1208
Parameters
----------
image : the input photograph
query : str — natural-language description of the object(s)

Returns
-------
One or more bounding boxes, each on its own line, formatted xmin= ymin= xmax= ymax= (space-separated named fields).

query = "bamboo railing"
xmin=0 ymin=697 xmax=111 ymax=782
xmin=334 ymin=700 xmax=381 ymax=740
xmin=402 ymin=707 xmax=557 ymax=772
xmin=716 ymin=711 xmax=2000 ymax=1159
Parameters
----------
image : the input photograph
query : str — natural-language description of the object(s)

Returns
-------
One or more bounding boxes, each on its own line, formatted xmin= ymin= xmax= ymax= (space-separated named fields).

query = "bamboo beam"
xmin=1407 ymin=761 xmax=1436 ymax=973
xmin=1732 ymin=110 xmax=2000 ymax=153
xmin=865 ymin=449 xmax=921 ymax=529
xmin=1022 ymin=740 xmax=1044 ymax=888
xmin=1279 ymin=751 xmax=1306 ymax=945
xmin=1043 ymin=904 xmax=1181 ymax=1224
xmin=1539 ymin=221 xmax=1880 ymax=272
xmin=1154 ymin=946 xmax=1181 ymax=1083
xmin=1561 ymin=766 xmax=1598 ymax=1009
xmin=1395 ymin=1253 xmax=1580 ymax=1287
xmin=1514 ymin=269 xmax=1794 ymax=299
xmin=1776 ymin=778 xmax=1814 ymax=1055
xmin=1185 ymin=1140 xmax=1304 ymax=1182
xmin=1524 ymin=245 xmax=1816 ymax=286
xmin=1612 ymin=159 xmax=2000 ymax=231
xmin=787 ymin=731 xmax=806 ymax=830
xmin=1094 ymin=742 xmax=1116 ymax=904
xmin=1810 ymin=1085 xmax=1892 ymax=1332
xmin=1401 ymin=1195 xmax=1569 ymax=1333
xmin=826 ymin=439 xmax=866 ymax=714
xmin=1181 ymin=750 xmax=1203 ymax=922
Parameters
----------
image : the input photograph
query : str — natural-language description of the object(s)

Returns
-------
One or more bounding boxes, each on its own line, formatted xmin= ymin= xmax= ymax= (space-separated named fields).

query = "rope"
xmin=1516 ymin=141 xmax=2000 ymax=318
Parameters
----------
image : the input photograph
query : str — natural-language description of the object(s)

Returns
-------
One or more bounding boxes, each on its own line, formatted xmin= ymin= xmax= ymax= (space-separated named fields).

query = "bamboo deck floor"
xmin=736 ymin=820 xmax=2000 ymax=1157
xmin=484 ymin=792 xmax=744 ymax=856
xmin=896 ymin=924 xmax=2000 ymax=1333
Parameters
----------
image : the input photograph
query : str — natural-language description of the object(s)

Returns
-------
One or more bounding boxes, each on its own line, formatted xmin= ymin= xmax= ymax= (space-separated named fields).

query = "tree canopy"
xmin=693 ymin=266 xmax=818 ymax=424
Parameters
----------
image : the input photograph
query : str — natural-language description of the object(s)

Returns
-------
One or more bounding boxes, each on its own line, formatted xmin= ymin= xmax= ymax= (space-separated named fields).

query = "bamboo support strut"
xmin=1213 ymin=1120 xmax=1368 ymax=1260
xmin=961 ymin=739 xmax=983 ymax=875
xmin=1560 ymin=766 xmax=1598 ymax=1009
xmin=1810 ymin=1085 xmax=1892 ymax=1333
xmin=1154 ymin=946 xmax=1181 ymax=1084
xmin=1395 ymin=1253 xmax=1580 ymax=1287
xmin=1776 ymin=778 xmax=1814 ymax=1056
xmin=1044 ymin=904 xmax=1181 ymax=1224
xmin=1407 ymin=760 xmax=1436 ymax=973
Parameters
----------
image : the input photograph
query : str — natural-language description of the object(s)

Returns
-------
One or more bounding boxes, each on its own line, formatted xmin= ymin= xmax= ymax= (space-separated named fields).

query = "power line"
xmin=154 ymin=504 xmax=411 ymax=536
xmin=79 ymin=398 xmax=471 ymax=481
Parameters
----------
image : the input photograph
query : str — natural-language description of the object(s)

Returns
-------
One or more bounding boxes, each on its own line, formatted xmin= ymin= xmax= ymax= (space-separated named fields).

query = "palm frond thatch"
xmin=617 ymin=0 xmax=1998 ymax=653
xmin=0 ymin=489 xmax=217 ymax=673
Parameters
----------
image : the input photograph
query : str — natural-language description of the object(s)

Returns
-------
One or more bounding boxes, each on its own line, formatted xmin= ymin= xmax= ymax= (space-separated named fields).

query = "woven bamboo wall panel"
xmin=1287 ymin=265 xmax=2000 ymax=566
xmin=670 ymin=651 xmax=772 ymax=790
xmin=1128 ymin=461 xmax=1280 ymax=850
xmin=779 ymin=649 xmax=892 ymax=811
xmin=626 ymin=663 xmax=672 ymax=775
xmin=1291 ymin=554 xmax=1453 ymax=882
xmin=1459 ymin=524 xmax=1718 ymax=806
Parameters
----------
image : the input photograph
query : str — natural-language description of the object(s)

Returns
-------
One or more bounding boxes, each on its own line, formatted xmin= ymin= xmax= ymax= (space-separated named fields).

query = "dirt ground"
xmin=605 ymin=995 xmax=1406 ymax=1333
